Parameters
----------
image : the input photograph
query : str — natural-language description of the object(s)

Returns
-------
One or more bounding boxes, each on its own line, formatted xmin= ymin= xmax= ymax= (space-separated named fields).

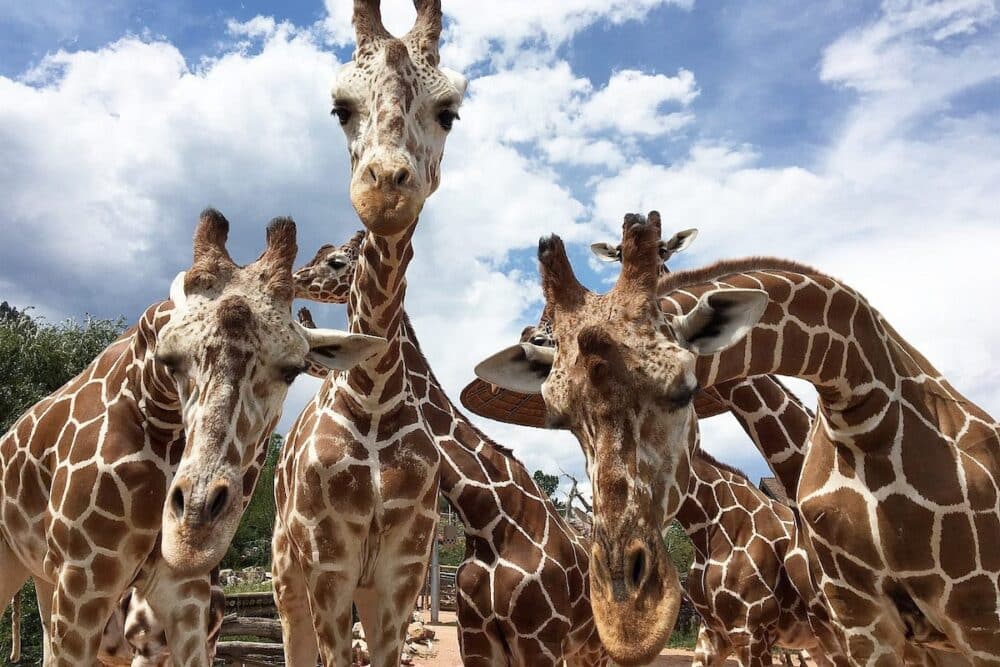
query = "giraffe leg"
xmin=303 ymin=567 xmax=357 ymax=667
xmin=355 ymin=559 xmax=428 ymax=667
xmin=32 ymin=578 xmax=54 ymax=662
xmin=272 ymin=520 xmax=319 ymax=667
xmin=824 ymin=591 xmax=906 ymax=667
xmin=455 ymin=563 xmax=507 ymax=667
xmin=693 ymin=625 xmax=732 ymax=667
xmin=139 ymin=566 xmax=213 ymax=667
xmin=0 ymin=539 xmax=30 ymax=625
xmin=48 ymin=566 xmax=124 ymax=667
xmin=732 ymin=637 xmax=773 ymax=667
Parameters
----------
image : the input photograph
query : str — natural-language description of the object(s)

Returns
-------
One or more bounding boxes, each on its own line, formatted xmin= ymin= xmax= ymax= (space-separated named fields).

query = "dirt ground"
xmin=417 ymin=611 xmax=740 ymax=666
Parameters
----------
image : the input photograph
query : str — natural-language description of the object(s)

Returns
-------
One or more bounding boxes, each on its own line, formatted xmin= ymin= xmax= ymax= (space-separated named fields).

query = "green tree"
xmin=663 ymin=519 xmax=694 ymax=575
xmin=0 ymin=306 xmax=126 ymax=433
xmin=223 ymin=433 xmax=284 ymax=569
xmin=532 ymin=469 xmax=559 ymax=499
xmin=0 ymin=305 xmax=126 ymax=663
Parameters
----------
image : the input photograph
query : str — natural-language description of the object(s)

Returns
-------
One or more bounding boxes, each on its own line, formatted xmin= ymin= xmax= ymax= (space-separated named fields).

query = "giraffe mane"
xmin=694 ymin=449 xmax=750 ymax=482
xmin=658 ymin=256 xmax=829 ymax=293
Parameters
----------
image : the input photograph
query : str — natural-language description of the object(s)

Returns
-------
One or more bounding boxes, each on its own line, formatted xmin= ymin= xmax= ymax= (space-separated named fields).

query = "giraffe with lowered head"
xmin=474 ymin=224 xmax=845 ymax=667
xmin=476 ymin=212 xmax=1000 ymax=665
xmin=0 ymin=210 xmax=382 ymax=666
xmin=271 ymin=2 xmax=471 ymax=665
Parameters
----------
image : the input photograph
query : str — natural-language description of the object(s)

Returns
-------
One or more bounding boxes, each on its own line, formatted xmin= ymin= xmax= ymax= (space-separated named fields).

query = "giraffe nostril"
xmin=366 ymin=166 xmax=378 ymax=185
xmin=170 ymin=487 xmax=185 ymax=520
xmin=205 ymin=485 xmax=229 ymax=523
xmin=393 ymin=167 xmax=410 ymax=187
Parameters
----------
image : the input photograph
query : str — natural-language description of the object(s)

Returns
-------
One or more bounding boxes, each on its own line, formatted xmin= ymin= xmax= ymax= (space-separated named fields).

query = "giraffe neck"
xmin=708 ymin=376 xmax=813 ymax=500
xmin=664 ymin=264 xmax=971 ymax=452
xmin=124 ymin=302 xmax=184 ymax=443
xmin=398 ymin=316 xmax=568 ymax=532
xmin=341 ymin=226 xmax=416 ymax=408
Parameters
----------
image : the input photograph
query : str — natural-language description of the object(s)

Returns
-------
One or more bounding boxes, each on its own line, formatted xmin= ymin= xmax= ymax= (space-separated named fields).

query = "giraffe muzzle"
xmin=161 ymin=476 xmax=239 ymax=573
xmin=351 ymin=159 xmax=423 ymax=234
xmin=590 ymin=531 xmax=682 ymax=666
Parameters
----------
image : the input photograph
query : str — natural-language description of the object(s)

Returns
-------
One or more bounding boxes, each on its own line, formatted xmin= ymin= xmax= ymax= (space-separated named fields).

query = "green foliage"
xmin=0 ymin=304 xmax=125 ymax=663
xmin=664 ymin=519 xmax=695 ymax=575
xmin=532 ymin=469 xmax=559 ymax=499
xmin=222 ymin=433 xmax=283 ymax=569
xmin=666 ymin=623 xmax=699 ymax=649
xmin=438 ymin=532 xmax=467 ymax=568
xmin=0 ymin=303 xmax=126 ymax=433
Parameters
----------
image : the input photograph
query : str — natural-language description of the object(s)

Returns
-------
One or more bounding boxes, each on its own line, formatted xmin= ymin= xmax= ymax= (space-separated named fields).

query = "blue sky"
xmin=1 ymin=0 xmax=999 ymax=500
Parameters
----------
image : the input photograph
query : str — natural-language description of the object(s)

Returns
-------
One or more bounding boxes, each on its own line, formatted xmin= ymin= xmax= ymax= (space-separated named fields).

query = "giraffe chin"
xmin=159 ymin=517 xmax=237 ymax=576
xmin=350 ymin=186 xmax=422 ymax=236
xmin=590 ymin=543 xmax=682 ymax=666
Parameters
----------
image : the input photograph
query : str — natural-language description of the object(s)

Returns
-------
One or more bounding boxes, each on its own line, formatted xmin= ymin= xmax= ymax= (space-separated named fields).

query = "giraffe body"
xmin=289 ymin=237 xmax=608 ymax=666
xmin=680 ymin=452 xmax=831 ymax=667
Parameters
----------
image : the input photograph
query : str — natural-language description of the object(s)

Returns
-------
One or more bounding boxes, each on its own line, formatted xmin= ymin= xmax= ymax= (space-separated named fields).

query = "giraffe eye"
xmin=437 ymin=109 xmax=459 ymax=131
xmin=281 ymin=365 xmax=306 ymax=385
xmin=327 ymin=258 xmax=347 ymax=270
xmin=331 ymin=103 xmax=352 ymax=126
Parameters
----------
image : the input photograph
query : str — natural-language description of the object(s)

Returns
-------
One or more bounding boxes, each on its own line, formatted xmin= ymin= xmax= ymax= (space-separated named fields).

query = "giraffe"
xmin=476 ymin=285 xmax=846 ymax=667
xmin=474 ymin=212 xmax=1000 ymax=665
xmin=0 ymin=209 xmax=383 ymax=666
xmin=287 ymin=235 xmax=609 ymax=667
xmin=97 ymin=570 xmax=226 ymax=667
xmin=271 ymin=2 xmax=470 ymax=665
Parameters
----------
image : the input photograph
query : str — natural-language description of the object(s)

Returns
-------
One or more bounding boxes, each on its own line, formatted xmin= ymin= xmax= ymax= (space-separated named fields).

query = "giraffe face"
xmin=157 ymin=211 xmax=386 ymax=573
xmin=334 ymin=0 xmax=466 ymax=235
xmin=293 ymin=230 xmax=364 ymax=304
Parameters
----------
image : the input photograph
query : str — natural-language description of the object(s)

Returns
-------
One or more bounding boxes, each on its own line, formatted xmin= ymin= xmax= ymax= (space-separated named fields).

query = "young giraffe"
xmin=97 ymin=571 xmax=225 ymax=667
xmin=289 ymin=235 xmax=608 ymax=667
xmin=271 ymin=2 xmax=470 ymax=665
xmin=477 ymin=214 xmax=1000 ymax=665
xmin=0 ymin=210 xmax=381 ymax=666
xmin=480 ymin=299 xmax=845 ymax=667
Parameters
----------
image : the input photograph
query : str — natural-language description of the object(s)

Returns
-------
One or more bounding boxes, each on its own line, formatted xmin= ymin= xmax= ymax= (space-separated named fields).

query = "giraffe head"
xmin=333 ymin=0 xmax=467 ymax=234
xmin=157 ymin=210 xmax=386 ymax=572
xmin=474 ymin=213 xmax=768 ymax=664
xmin=292 ymin=229 xmax=365 ymax=303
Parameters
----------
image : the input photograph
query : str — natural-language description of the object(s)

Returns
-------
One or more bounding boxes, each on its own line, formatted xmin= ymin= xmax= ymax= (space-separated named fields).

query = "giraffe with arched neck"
xmin=0 ymin=210 xmax=382 ymax=666
xmin=476 ymin=213 xmax=1000 ymax=665
xmin=286 ymin=232 xmax=609 ymax=667
xmin=271 ymin=2 xmax=470 ymax=665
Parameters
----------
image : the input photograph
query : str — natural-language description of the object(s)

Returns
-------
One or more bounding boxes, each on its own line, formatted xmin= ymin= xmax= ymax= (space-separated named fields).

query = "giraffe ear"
xmin=671 ymin=289 xmax=769 ymax=356
xmin=294 ymin=321 xmax=387 ymax=371
xmin=169 ymin=272 xmax=187 ymax=308
xmin=590 ymin=242 xmax=621 ymax=262
xmin=661 ymin=228 xmax=698 ymax=261
xmin=474 ymin=342 xmax=554 ymax=395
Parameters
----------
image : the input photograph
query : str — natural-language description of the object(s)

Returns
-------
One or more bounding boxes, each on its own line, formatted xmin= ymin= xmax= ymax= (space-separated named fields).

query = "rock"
xmin=400 ymin=650 xmax=413 ymax=665
xmin=409 ymin=641 xmax=436 ymax=658
xmin=353 ymin=621 xmax=365 ymax=640
xmin=406 ymin=622 xmax=425 ymax=641
xmin=351 ymin=639 xmax=370 ymax=665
